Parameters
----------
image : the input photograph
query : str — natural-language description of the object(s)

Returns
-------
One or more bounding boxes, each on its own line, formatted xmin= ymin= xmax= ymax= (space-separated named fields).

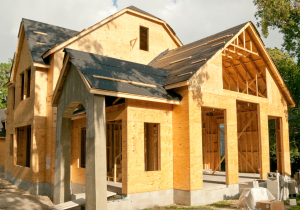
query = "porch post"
xmin=225 ymin=105 xmax=239 ymax=185
xmin=53 ymin=116 xmax=72 ymax=204
xmin=258 ymin=104 xmax=270 ymax=179
xmin=85 ymin=95 xmax=107 ymax=210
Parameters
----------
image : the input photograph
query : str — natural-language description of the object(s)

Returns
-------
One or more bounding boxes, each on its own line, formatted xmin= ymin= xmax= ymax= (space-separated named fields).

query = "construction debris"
xmin=236 ymin=188 xmax=275 ymax=209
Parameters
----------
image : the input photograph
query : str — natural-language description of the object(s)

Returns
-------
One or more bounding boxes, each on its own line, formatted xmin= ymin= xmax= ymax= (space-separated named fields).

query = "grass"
xmin=285 ymin=195 xmax=300 ymax=210
xmin=143 ymin=200 xmax=237 ymax=210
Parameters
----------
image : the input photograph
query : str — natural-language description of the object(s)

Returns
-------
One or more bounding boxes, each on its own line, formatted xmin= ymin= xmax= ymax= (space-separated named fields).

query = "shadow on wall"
xmin=189 ymin=63 xmax=210 ymax=108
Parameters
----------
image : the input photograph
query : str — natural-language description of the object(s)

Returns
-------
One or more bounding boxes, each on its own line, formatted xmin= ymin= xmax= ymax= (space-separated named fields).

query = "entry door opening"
xmin=236 ymin=101 xmax=260 ymax=173
xmin=202 ymin=107 xmax=226 ymax=174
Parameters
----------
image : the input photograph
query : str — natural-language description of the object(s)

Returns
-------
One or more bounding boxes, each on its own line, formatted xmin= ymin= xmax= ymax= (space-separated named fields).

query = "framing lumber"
xmin=239 ymin=151 xmax=256 ymax=172
xmin=238 ymin=114 xmax=257 ymax=139
xmin=112 ymin=97 xmax=121 ymax=105
xmin=229 ymin=43 xmax=259 ymax=56
xmin=92 ymin=75 xmax=156 ymax=88
xmin=248 ymin=57 xmax=266 ymax=84
xmin=212 ymin=155 xmax=225 ymax=175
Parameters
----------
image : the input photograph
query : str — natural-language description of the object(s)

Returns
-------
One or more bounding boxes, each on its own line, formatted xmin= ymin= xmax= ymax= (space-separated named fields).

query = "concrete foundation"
xmin=0 ymin=166 xmax=4 ymax=173
xmin=107 ymin=189 xmax=174 ymax=210
xmin=174 ymin=184 xmax=239 ymax=206
xmin=4 ymin=171 xmax=52 ymax=196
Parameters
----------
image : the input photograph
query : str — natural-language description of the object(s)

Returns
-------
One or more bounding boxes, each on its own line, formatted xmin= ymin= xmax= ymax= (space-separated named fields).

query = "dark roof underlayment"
xmin=22 ymin=18 xmax=79 ymax=65
xmin=64 ymin=48 xmax=182 ymax=102
xmin=151 ymin=22 xmax=248 ymax=86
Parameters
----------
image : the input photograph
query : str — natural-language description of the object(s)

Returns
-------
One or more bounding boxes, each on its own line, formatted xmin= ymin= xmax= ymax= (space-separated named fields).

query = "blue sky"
xmin=0 ymin=0 xmax=283 ymax=64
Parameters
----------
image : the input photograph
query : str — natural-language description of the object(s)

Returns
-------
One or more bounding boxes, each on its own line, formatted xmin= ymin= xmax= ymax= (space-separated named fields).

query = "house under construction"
xmin=2 ymin=6 xmax=294 ymax=210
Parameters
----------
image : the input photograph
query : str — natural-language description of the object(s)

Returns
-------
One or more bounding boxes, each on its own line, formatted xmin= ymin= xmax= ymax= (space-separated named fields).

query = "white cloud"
xmin=0 ymin=0 xmax=283 ymax=63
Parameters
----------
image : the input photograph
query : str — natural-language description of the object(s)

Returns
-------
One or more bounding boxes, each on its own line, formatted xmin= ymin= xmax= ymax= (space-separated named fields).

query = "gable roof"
xmin=22 ymin=18 xmax=79 ymax=65
xmin=43 ymin=6 xmax=182 ymax=59
xmin=151 ymin=22 xmax=248 ymax=85
xmin=52 ymin=48 xmax=182 ymax=106
xmin=151 ymin=21 xmax=295 ymax=107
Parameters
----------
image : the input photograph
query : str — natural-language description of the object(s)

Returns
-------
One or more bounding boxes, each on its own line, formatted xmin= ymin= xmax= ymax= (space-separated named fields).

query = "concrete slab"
xmin=203 ymin=171 xmax=261 ymax=189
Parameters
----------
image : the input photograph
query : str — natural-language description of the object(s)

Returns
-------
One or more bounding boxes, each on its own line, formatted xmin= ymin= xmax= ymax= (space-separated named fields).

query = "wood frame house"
xmin=3 ymin=6 xmax=295 ymax=210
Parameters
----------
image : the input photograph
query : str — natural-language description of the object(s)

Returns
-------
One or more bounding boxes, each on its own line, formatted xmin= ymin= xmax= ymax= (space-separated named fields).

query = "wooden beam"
xmin=212 ymin=155 xmax=225 ymax=175
xmin=239 ymin=151 xmax=256 ymax=172
xmin=112 ymin=97 xmax=121 ymax=105
xmin=241 ymin=71 xmax=263 ymax=94
xmin=224 ymin=49 xmax=247 ymax=58
xmin=229 ymin=43 xmax=259 ymax=56
xmin=222 ymin=64 xmax=238 ymax=88
xmin=92 ymin=75 xmax=156 ymax=88
xmin=248 ymin=57 xmax=266 ymax=84
xmin=238 ymin=114 xmax=257 ymax=139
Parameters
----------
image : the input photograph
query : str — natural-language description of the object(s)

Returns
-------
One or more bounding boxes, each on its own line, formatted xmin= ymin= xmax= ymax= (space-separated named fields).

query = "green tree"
xmin=253 ymin=0 xmax=300 ymax=61
xmin=267 ymin=48 xmax=300 ymax=171
xmin=0 ymin=59 xmax=12 ymax=108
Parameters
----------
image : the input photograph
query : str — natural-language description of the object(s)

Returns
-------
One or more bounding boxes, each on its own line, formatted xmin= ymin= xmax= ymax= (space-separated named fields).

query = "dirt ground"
xmin=0 ymin=172 xmax=298 ymax=210
xmin=0 ymin=172 xmax=54 ymax=210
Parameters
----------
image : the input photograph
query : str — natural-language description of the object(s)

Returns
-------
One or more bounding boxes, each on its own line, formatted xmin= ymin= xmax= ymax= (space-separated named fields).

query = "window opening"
xmin=144 ymin=123 xmax=160 ymax=171
xmin=20 ymin=73 xmax=25 ymax=101
xmin=16 ymin=125 xmax=31 ymax=167
xmin=80 ymin=127 xmax=86 ymax=168
xmin=140 ymin=26 xmax=149 ymax=51
xmin=27 ymin=69 xmax=31 ymax=98
xmin=10 ymin=134 xmax=13 ymax=156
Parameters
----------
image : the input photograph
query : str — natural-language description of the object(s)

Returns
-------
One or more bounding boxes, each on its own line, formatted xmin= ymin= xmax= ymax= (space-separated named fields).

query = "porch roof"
xmin=61 ymin=48 xmax=182 ymax=103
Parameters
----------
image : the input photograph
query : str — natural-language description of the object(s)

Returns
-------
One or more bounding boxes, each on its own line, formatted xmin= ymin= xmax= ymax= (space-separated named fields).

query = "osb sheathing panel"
xmin=0 ymin=138 xmax=5 ymax=166
xmin=189 ymin=54 xmax=223 ymax=95
xmin=188 ymin=89 xmax=203 ymax=190
xmin=66 ymin=13 xmax=178 ymax=65
xmin=237 ymin=111 xmax=260 ymax=172
xmin=5 ymin=35 xmax=35 ymax=183
xmin=202 ymin=114 xmax=219 ymax=170
xmin=172 ymin=87 xmax=190 ymax=190
xmin=71 ymin=118 xmax=86 ymax=186
xmin=125 ymin=99 xmax=173 ymax=194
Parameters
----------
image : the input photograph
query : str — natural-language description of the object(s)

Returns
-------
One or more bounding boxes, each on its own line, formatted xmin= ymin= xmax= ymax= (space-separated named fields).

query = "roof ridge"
xmin=169 ymin=21 xmax=249 ymax=54
xmin=22 ymin=18 xmax=79 ymax=33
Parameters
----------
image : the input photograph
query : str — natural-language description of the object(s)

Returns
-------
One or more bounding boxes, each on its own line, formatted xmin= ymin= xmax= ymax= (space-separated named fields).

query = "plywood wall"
xmin=125 ymin=99 xmax=173 ymax=194
xmin=0 ymin=138 xmax=5 ymax=166
xmin=66 ymin=13 xmax=178 ymax=65
xmin=70 ymin=103 xmax=126 ymax=187
xmin=202 ymin=113 xmax=221 ymax=170
xmin=237 ymin=109 xmax=260 ymax=172
xmin=5 ymin=31 xmax=35 ymax=183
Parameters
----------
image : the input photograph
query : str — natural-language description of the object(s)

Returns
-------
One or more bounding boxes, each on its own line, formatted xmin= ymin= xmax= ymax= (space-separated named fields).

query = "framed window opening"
xmin=144 ymin=123 xmax=161 ymax=171
xmin=140 ymin=26 xmax=149 ymax=51
xmin=27 ymin=69 xmax=31 ymax=98
xmin=16 ymin=125 xmax=31 ymax=167
xmin=10 ymin=134 xmax=13 ymax=156
xmin=80 ymin=127 xmax=86 ymax=168
xmin=20 ymin=73 xmax=25 ymax=101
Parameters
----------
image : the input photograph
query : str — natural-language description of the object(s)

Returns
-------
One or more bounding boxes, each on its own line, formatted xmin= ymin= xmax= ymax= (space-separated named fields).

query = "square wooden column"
xmin=225 ymin=105 xmax=239 ymax=185
xmin=188 ymin=92 xmax=203 ymax=190
xmin=258 ymin=104 xmax=270 ymax=179
xmin=281 ymin=113 xmax=291 ymax=176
